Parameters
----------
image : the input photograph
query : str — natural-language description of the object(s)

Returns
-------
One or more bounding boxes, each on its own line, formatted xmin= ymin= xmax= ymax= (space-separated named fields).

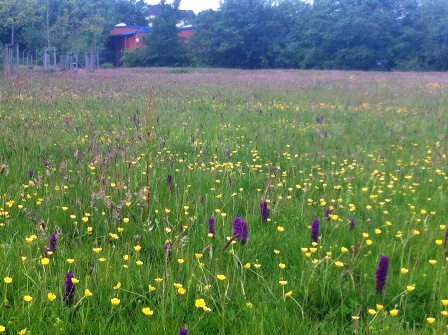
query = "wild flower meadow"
xmin=0 ymin=68 xmax=448 ymax=334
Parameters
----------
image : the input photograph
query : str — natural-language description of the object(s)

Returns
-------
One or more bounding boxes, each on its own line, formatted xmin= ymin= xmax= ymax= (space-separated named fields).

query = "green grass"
xmin=0 ymin=69 xmax=447 ymax=334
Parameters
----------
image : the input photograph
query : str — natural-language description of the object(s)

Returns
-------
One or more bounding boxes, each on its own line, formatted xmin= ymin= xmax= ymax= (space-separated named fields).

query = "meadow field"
xmin=0 ymin=68 xmax=447 ymax=335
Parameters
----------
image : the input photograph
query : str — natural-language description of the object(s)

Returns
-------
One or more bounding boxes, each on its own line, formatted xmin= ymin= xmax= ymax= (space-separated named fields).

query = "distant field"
xmin=0 ymin=68 xmax=447 ymax=334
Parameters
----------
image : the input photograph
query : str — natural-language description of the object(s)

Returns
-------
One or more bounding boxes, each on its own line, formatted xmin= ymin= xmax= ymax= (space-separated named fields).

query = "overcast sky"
xmin=144 ymin=0 xmax=220 ymax=13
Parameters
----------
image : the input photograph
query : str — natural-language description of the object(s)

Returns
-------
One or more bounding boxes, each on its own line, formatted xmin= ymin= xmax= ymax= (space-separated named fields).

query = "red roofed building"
xmin=109 ymin=24 xmax=195 ymax=66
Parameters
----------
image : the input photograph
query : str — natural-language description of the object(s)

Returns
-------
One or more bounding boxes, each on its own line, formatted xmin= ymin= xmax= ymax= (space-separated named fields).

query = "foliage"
xmin=121 ymin=46 xmax=148 ymax=67
xmin=144 ymin=1 xmax=189 ymax=67
xmin=0 ymin=0 xmax=40 ymax=45
xmin=1 ymin=0 xmax=448 ymax=70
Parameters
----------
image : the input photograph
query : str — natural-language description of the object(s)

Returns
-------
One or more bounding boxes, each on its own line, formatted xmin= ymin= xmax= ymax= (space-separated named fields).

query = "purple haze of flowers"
xmin=349 ymin=217 xmax=355 ymax=230
xmin=44 ymin=232 xmax=58 ymax=257
xmin=28 ymin=170 xmax=34 ymax=179
xmin=208 ymin=217 xmax=215 ymax=238
xmin=179 ymin=328 xmax=189 ymax=335
xmin=233 ymin=217 xmax=249 ymax=244
xmin=167 ymin=174 xmax=173 ymax=186
xmin=64 ymin=272 xmax=76 ymax=305
xmin=260 ymin=201 xmax=270 ymax=221
xmin=376 ymin=255 xmax=389 ymax=294
xmin=311 ymin=218 xmax=320 ymax=243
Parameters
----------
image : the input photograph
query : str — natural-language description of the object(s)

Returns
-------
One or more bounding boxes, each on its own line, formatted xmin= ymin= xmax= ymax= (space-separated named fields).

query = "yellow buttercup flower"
xmin=47 ymin=292 xmax=56 ymax=301
xmin=279 ymin=280 xmax=288 ymax=286
xmin=93 ymin=247 xmax=102 ymax=254
xmin=3 ymin=277 xmax=12 ymax=284
xmin=111 ymin=298 xmax=120 ymax=306
xmin=426 ymin=317 xmax=436 ymax=324
xmin=195 ymin=299 xmax=206 ymax=308
xmin=390 ymin=309 xmax=399 ymax=316
xmin=84 ymin=289 xmax=93 ymax=297
xmin=41 ymin=257 xmax=50 ymax=266
xmin=142 ymin=307 xmax=153 ymax=316
xmin=23 ymin=295 xmax=33 ymax=302
xmin=217 ymin=274 xmax=227 ymax=280
xmin=400 ymin=268 xmax=409 ymax=274
xmin=113 ymin=282 xmax=121 ymax=290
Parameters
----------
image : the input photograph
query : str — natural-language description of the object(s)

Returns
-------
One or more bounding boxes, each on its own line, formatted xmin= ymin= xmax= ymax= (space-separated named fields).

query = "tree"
xmin=193 ymin=0 xmax=278 ymax=69
xmin=0 ymin=0 xmax=39 ymax=45
xmin=113 ymin=0 xmax=148 ymax=26
xmin=49 ymin=0 xmax=111 ymax=52
xmin=143 ymin=0 xmax=189 ymax=66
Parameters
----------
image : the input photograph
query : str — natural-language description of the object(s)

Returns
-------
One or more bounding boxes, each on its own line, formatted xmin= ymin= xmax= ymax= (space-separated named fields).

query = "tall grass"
xmin=0 ymin=69 xmax=447 ymax=334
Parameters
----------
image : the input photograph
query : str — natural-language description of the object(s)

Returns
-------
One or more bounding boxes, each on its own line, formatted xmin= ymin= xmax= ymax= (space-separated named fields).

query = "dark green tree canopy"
xmin=1 ymin=0 xmax=448 ymax=71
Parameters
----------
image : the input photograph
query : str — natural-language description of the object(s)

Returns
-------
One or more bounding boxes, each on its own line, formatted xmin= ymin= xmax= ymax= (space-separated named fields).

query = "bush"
xmin=121 ymin=47 xmax=148 ymax=67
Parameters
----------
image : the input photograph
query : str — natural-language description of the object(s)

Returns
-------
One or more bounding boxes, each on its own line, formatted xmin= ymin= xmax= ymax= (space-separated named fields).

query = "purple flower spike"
xmin=179 ymin=328 xmax=189 ymax=335
xmin=325 ymin=208 xmax=332 ymax=221
xmin=208 ymin=217 xmax=215 ymax=238
xmin=260 ymin=201 xmax=270 ymax=221
xmin=349 ymin=217 xmax=355 ymax=230
xmin=376 ymin=255 xmax=389 ymax=294
xmin=28 ymin=170 xmax=34 ymax=179
xmin=164 ymin=240 xmax=172 ymax=258
xmin=311 ymin=218 xmax=320 ymax=243
xmin=233 ymin=217 xmax=249 ymax=244
xmin=44 ymin=232 xmax=58 ymax=257
xmin=444 ymin=228 xmax=448 ymax=248
xmin=167 ymin=174 xmax=174 ymax=191
xmin=64 ymin=272 xmax=76 ymax=305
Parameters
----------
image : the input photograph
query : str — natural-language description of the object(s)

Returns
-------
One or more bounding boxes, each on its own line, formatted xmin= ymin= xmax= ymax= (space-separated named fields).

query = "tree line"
xmin=1 ymin=0 xmax=447 ymax=71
